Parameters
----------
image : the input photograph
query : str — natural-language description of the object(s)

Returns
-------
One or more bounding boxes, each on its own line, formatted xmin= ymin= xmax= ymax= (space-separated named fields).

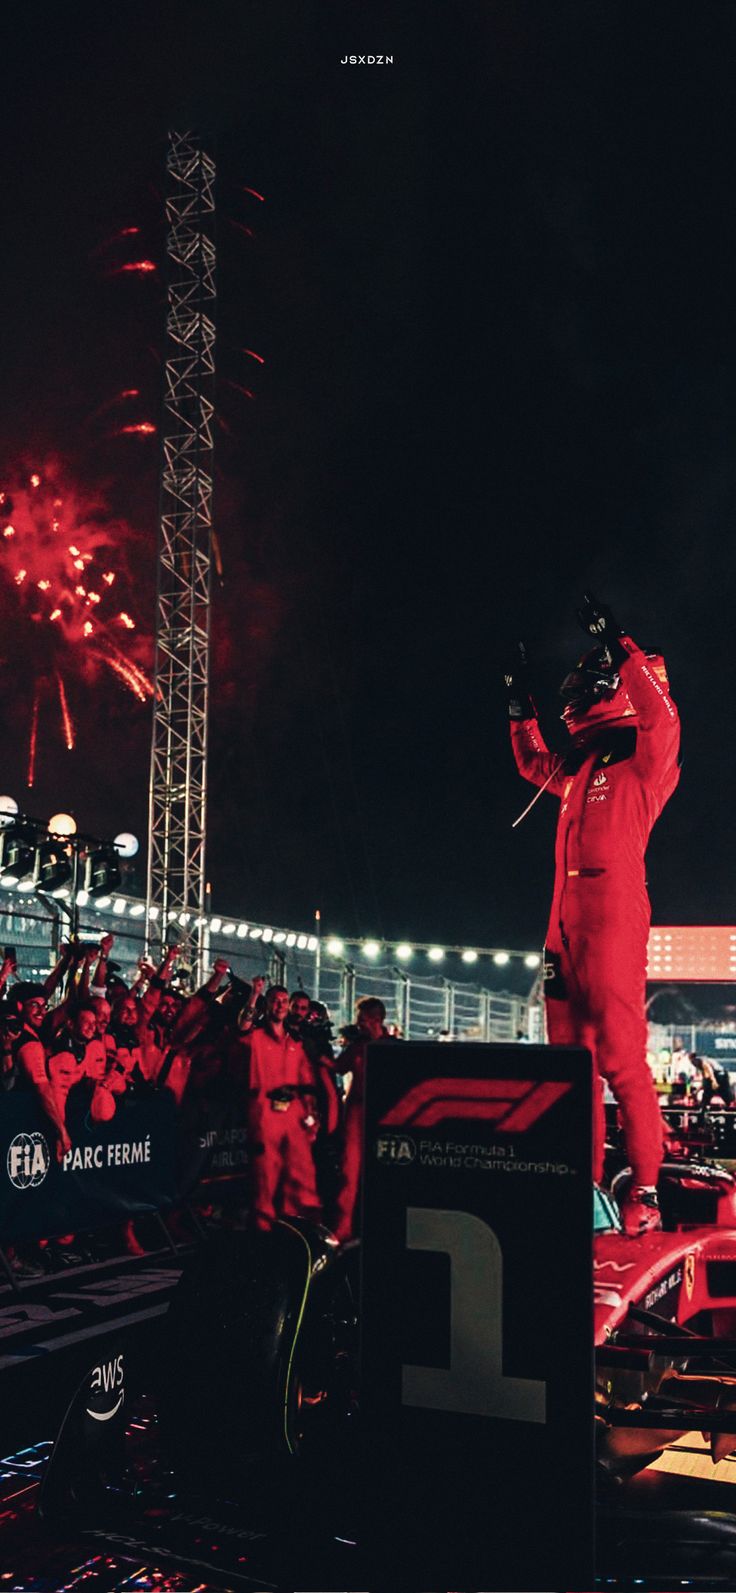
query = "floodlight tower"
xmin=146 ymin=131 xmax=216 ymax=981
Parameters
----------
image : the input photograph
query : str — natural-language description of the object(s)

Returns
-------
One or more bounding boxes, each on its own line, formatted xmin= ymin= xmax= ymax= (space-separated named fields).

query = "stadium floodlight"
xmin=0 ymin=821 xmax=38 ymax=887
xmin=249 ymin=926 xmax=263 ymax=939
xmin=130 ymin=903 xmax=146 ymax=918
xmin=77 ymin=889 xmax=90 ymax=907
xmin=493 ymin=951 xmax=510 ymax=967
xmin=286 ymin=932 xmax=297 ymax=948
xmin=0 ymin=796 xmax=19 ymax=829
xmin=83 ymin=844 xmax=121 ymax=898
xmin=262 ymin=927 xmax=274 ymax=943
xmin=307 ymin=936 xmax=318 ymax=951
xmin=395 ymin=943 xmax=413 ymax=961
xmin=461 ymin=949 xmax=478 ymax=964
xmin=297 ymin=934 xmax=308 ymax=950
xmin=113 ymin=898 xmax=127 ymax=915
xmin=16 ymin=878 xmax=37 ymax=894
xmin=237 ymin=923 xmax=248 ymax=939
xmin=148 ymin=905 xmax=159 ymax=920
xmin=48 ymin=812 xmax=77 ymax=837
xmin=95 ymin=895 xmax=112 ymax=910
xmin=428 ymin=947 xmax=445 ymax=963
xmin=362 ymin=940 xmax=381 ymax=959
xmin=35 ymin=837 xmax=73 ymax=894
xmin=273 ymin=931 xmax=287 ymax=944
xmin=524 ymin=952 xmax=541 ymax=970
xmin=210 ymin=917 xmax=222 ymax=933
xmin=222 ymin=922 xmax=236 ymax=935
xmin=114 ymin=831 xmax=139 ymax=858
xmin=326 ymin=936 xmax=344 ymax=957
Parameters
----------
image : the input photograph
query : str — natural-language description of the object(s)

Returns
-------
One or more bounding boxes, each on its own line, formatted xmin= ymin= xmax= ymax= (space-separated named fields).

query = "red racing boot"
xmin=619 ymin=1185 xmax=662 ymax=1236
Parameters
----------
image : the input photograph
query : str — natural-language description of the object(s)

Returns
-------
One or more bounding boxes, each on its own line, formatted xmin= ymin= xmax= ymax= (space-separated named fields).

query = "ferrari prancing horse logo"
xmin=684 ymin=1252 xmax=696 ymax=1302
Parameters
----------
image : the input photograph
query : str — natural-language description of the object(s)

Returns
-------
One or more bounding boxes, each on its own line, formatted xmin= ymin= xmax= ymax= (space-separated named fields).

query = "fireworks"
xmin=0 ymin=467 xmax=153 ymax=784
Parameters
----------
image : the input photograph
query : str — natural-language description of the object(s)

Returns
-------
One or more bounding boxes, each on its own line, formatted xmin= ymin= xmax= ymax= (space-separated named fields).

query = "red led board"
xmin=648 ymin=926 xmax=736 ymax=982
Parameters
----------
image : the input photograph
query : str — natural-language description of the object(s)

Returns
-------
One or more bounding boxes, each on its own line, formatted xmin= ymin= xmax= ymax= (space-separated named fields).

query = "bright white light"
xmin=148 ymin=905 xmax=159 ymax=920
xmin=428 ymin=946 xmax=445 ymax=963
xmin=210 ymin=917 xmax=222 ymax=933
xmin=130 ymin=903 xmax=145 ymax=918
xmin=524 ymin=953 xmax=541 ymax=970
xmin=395 ymin=943 xmax=413 ymax=961
xmin=77 ymin=889 xmax=90 ymax=907
xmin=249 ymin=927 xmax=263 ymax=940
xmin=286 ymin=932 xmax=297 ymax=948
xmin=461 ymin=949 xmax=478 ymax=964
xmin=48 ymin=812 xmax=76 ymax=836
xmin=96 ymin=895 xmax=112 ymax=910
xmin=237 ymin=923 xmax=248 ymax=939
xmin=166 ymin=909 xmax=178 ymax=921
xmin=493 ymin=951 xmax=510 ymax=967
xmin=297 ymin=934 xmax=308 ymax=950
xmin=0 ymin=796 xmax=19 ymax=829
xmin=362 ymin=940 xmax=381 ymax=959
xmin=114 ymin=831 xmax=139 ymax=858
xmin=326 ymin=937 xmax=344 ymax=957
xmin=113 ymin=898 xmax=127 ymax=915
xmin=51 ymin=886 xmax=70 ymax=900
xmin=273 ymin=930 xmax=287 ymax=944
xmin=16 ymin=879 xmax=35 ymax=893
xmin=178 ymin=912 xmax=191 ymax=926
xmin=222 ymin=922 xmax=236 ymax=935
xmin=262 ymin=927 xmax=274 ymax=943
xmin=307 ymin=935 xmax=318 ymax=951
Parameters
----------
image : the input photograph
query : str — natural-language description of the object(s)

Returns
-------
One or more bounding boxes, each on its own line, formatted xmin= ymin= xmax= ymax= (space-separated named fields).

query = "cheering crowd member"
xmin=0 ymin=920 xmax=402 ymax=1258
xmin=333 ymin=996 xmax=391 ymax=1242
xmin=506 ymin=593 xmax=680 ymax=1235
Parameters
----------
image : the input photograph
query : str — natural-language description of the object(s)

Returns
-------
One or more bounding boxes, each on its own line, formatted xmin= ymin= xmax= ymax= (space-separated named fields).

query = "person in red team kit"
xmin=506 ymin=593 xmax=680 ymax=1235
xmin=243 ymin=984 xmax=322 ymax=1228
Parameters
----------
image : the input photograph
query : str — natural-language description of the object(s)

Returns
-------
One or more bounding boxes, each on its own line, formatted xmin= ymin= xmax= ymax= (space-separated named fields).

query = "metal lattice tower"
xmin=146 ymin=131 xmax=216 ymax=979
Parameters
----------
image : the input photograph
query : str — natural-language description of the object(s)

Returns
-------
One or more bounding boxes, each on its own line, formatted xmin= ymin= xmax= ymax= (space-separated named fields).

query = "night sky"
xmin=2 ymin=2 xmax=735 ymax=954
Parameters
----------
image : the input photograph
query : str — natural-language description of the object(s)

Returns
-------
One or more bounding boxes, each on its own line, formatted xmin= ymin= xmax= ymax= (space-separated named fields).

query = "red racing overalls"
xmin=511 ymin=637 xmax=680 ymax=1185
xmin=245 ymin=1025 xmax=321 ymax=1227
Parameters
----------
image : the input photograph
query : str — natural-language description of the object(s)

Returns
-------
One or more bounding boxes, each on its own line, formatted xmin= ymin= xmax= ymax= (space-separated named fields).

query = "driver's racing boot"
xmin=619 ymin=1185 xmax=662 ymax=1236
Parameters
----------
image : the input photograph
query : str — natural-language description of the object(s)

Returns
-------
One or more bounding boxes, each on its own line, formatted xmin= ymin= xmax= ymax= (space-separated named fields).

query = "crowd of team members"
xmin=0 ymin=934 xmax=393 ymax=1262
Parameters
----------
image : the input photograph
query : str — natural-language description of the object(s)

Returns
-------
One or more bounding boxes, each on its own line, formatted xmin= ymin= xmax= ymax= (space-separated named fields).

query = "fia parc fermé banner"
xmin=360 ymin=1041 xmax=594 ymax=1593
xmin=0 ymin=1091 xmax=177 ymax=1242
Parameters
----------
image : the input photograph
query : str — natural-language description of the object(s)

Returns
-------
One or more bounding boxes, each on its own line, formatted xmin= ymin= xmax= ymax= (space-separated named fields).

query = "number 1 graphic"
xmin=402 ymin=1207 xmax=546 ymax=1423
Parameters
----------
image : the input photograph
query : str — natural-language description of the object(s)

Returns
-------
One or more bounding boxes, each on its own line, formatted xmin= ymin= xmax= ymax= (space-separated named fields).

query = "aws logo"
xmin=86 ymin=1353 xmax=124 ymax=1422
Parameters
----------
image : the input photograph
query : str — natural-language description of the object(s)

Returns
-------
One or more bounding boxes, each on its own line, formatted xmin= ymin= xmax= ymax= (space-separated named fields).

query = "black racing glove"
xmin=576 ymin=592 xmax=627 ymax=667
xmin=504 ymin=641 xmax=536 ymax=721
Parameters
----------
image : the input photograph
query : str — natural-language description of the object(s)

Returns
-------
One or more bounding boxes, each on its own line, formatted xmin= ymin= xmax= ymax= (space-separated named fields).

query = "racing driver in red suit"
xmin=506 ymin=593 xmax=680 ymax=1235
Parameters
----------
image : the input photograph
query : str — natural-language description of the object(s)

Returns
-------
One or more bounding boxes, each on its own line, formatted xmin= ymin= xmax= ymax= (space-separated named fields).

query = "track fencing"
xmin=0 ymin=891 xmax=534 ymax=1041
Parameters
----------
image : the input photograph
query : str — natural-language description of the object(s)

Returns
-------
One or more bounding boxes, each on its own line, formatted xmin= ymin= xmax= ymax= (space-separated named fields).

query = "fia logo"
xmin=376 ymin=1133 xmax=416 ymax=1164
xmin=7 ymin=1132 xmax=50 ymax=1190
xmin=86 ymin=1352 xmax=124 ymax=1421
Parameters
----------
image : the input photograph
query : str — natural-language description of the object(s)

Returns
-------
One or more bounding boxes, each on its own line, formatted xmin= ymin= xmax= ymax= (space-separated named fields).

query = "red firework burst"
xmin=0 ymin=466 xmax=154 ymax=785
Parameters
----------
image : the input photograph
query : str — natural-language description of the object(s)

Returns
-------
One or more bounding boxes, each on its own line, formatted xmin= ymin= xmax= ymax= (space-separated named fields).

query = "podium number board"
xmin=360 ymin=1041 xmax=593 ymax=1592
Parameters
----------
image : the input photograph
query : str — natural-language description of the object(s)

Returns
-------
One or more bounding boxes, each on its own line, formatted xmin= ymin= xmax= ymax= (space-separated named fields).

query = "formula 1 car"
xmin=595 ymin=1160 xmax=736 ymax=1586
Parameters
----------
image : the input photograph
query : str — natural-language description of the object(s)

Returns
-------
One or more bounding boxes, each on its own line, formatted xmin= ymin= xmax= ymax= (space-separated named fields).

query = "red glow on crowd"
xmin=0 ymin=466 xmax=153 ymax=779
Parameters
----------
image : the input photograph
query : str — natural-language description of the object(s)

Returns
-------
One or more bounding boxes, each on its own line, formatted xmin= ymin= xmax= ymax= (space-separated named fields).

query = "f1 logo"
xmin=381 ymin=1077 xmax=572 ymax=1132
xmin=402 ymin=1207 xmax=546 ymax=1424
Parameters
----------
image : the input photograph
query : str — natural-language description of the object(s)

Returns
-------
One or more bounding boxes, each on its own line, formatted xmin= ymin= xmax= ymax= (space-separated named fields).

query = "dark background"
xmin=1 ymin=1 xmax=733 ymax=949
